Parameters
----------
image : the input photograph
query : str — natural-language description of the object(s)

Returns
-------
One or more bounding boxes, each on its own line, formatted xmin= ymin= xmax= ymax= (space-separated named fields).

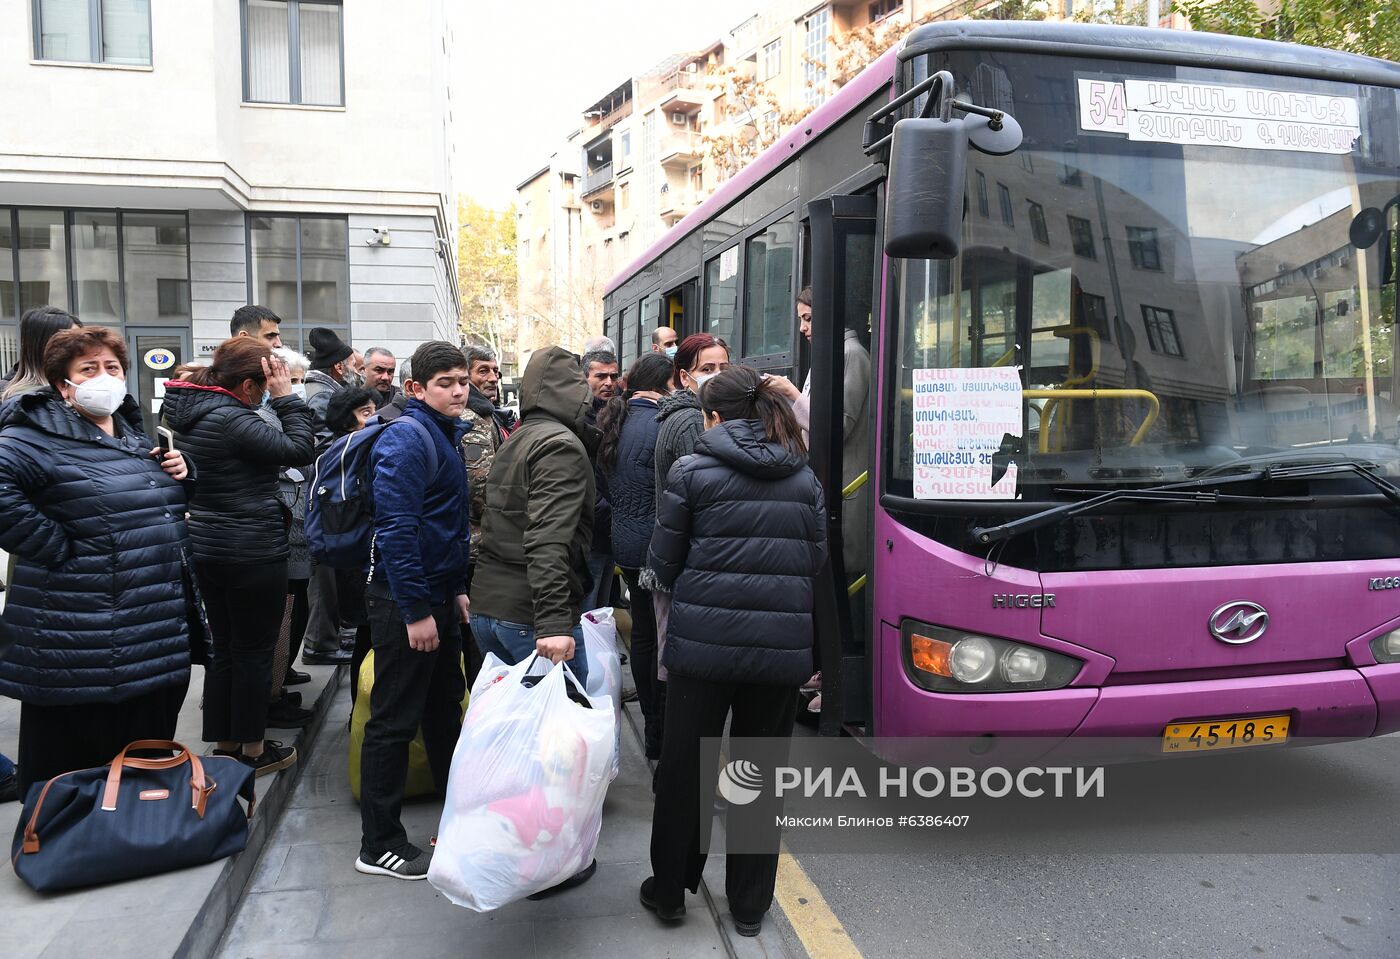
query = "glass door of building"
xmin=124 ymin=327 xmax=190 ymax=438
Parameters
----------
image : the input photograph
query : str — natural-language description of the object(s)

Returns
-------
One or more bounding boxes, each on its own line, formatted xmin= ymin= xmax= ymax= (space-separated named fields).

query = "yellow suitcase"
xmin=347 ymin=650 xmax=469 ymax=802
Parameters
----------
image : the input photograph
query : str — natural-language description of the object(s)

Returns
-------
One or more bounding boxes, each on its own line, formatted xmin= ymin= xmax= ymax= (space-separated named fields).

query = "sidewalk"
xmin=0 ymin=623 xmax=806 ymax=958
xmin=0 ymin=659 xmax=346 ymax=959
xmin=215 ymin=670 xmax=797 ymax=958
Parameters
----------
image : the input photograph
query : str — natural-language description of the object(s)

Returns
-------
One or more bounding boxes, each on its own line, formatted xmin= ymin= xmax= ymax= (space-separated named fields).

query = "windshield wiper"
xmin=969 ymin=461 xmax=1400 ymax=546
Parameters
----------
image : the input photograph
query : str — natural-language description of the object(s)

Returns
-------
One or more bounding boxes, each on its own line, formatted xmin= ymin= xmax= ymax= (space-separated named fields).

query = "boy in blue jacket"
xmin=357 ymin=341 xmax=471 ymax=880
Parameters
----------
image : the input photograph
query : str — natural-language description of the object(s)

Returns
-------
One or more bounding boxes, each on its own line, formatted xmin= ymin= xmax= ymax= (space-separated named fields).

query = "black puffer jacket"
xmin=605 ymin=396 xmax=662 ymax=569
xmin=160 ymin=383 xmax=315 ymax=565
xmin=652 ymin=389 xmax=703 ymax=515
xmin=648 ymin=418 xmax=827 ymax=686
xmin=0 ymin=390 xmax=194 ymax=705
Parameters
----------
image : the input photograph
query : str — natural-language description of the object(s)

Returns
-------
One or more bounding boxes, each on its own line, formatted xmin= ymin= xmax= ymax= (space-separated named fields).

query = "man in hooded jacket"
xmin=470 ymin=346 xmax=595 ymax=686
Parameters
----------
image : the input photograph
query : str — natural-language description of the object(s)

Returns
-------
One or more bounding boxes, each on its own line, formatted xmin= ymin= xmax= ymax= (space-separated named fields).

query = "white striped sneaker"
xmin=355 ymin=847 xmax=431 ymax=880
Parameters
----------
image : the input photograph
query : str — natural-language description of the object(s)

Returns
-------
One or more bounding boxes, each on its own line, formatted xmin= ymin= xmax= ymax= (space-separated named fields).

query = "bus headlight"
xmin=1370 ymin=629 xmax=1400 ymax=664
xmin=903 ymin=620 xmax=1081 ymax=693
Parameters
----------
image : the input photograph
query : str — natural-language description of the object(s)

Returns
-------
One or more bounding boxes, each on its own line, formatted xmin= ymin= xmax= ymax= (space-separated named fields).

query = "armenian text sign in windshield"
xmin=911 ymin=368 xmax=1022 ymax=501
xmin=1077 ymin=78 xmax=1361 ymax=155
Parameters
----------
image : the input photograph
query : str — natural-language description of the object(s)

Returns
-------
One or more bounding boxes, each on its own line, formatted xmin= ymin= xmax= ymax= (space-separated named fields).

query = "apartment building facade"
xmin=2 ymin=0 xmax=458 ymax=427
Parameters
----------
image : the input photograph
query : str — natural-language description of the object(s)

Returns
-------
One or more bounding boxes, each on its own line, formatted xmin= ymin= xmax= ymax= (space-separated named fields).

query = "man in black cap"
xmin=301 ymin=328 xmax=360 ymax=667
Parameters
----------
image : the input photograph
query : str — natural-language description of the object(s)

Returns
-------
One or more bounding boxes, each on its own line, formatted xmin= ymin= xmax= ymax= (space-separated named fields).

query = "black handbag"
xmin=10 ymin=740 xmax=256 ymax=892
xmin=180 ymin=550 xmax=214 ymax=666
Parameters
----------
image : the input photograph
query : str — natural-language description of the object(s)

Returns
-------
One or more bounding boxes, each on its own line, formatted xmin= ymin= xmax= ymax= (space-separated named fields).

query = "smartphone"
xmin=156 ymin=425 xmax=176 ymax=455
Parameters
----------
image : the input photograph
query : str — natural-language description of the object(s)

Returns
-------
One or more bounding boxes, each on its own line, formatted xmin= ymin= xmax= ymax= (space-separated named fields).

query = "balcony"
xmin=658 ymin=188 xmax=702 ymax=221
xmin=659 ymin=131 xmax=704 ymax=169
xmin=658 ymin=70 xmax=706 ymax=115
xmin=581 ymin=162 xmax=615 ymax=200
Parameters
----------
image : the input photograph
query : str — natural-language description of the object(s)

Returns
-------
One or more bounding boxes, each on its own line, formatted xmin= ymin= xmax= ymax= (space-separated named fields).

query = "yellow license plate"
xmin=1162 ymin=715 xmax=1290 ymax=753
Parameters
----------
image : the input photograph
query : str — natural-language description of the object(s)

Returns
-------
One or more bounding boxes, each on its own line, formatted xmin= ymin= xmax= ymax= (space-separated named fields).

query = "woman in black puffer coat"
xmin=642 ymin=365 xmax=826 ymax=937
xmin=161 ymin=337 xmax=314 ymax=776
xmin=598 ymin=352 xmax=672 ymax=759
xmin=0 ymin=327 xmax=197 ymax=795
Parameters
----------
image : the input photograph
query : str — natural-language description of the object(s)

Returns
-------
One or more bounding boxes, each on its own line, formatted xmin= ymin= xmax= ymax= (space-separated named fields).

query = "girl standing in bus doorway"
xmin=641 ymin=365 xmax=827 ymax=938
xmin=642 ymin=334 xmax=731 ymax=766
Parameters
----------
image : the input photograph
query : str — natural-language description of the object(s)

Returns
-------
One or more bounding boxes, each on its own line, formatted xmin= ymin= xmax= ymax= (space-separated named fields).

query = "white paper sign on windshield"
xmin=1077 ymin=78 xmax=1361 ymax=155
xmin=911 ymin=367 xmax=1022 ymax=501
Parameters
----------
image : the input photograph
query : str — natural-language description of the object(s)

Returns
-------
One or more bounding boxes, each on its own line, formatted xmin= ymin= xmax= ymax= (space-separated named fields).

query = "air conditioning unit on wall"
xmin=671 ymin=112 xmax=686 ymax=125
xmin=590 ymin=200 xmax=604 ymax=212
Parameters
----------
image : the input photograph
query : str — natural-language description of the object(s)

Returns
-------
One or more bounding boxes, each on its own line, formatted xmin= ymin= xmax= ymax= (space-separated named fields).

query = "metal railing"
xmin=580 ymin=163 xmax=614 ymax=197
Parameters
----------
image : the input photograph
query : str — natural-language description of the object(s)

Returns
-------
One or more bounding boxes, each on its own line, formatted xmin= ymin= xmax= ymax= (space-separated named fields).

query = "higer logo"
xmin=1209 ymin=601 xmax=1269 ymax=644
xmin=717 ymin=760 xmax=764 ymax=806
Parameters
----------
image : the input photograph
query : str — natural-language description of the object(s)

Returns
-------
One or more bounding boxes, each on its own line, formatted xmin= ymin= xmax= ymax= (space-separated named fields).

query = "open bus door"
xmin=807 ymin=193 xmax=877 ymax=737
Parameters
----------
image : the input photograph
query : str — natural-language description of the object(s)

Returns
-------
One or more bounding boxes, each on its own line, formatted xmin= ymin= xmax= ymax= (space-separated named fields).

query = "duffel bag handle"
xmin=101 ymin=740 xmax=212 ymax=818
xmin=21 ymin=741 xmax=211 ymax=856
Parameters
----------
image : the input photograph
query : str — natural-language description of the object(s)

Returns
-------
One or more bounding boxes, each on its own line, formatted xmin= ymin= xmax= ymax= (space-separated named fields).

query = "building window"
xmin=1067 ymin=215 xmax=1096 ymax=259
xmin=33 ymin=0 xmax=151 ymax=65
xmin=743 ymin=215 xmax=796 ymax=357
xmin=0 ymin=207 xmax=190 ymax=361
xmin=1142 ymin=305 xmax=1183 ymax=357
xmin=1029 ymin=202 xmax=1049 ymax=244
xmin=1127 ymin=226 xmax=1162 ymax=270
xmin=997 ymin=183 xmax=1013 ymax=227
xmin=802 ymin=8 xmax=829 ymax=108
xmin=620 ymin=131 xmax=632 ymax=168
xmin=868 ymin=0 xmax=901 ymax=21
xmin=762 ymin=39 xmax=781 ymax=81
xmin=243 ymin=0 xmax=343 ymax=106
xmin=1080 ymin=292 xmax=1108 ymax=340
xmin=618 ymin=181 xmax=630 ymax=212
xmin=248 ymin=214 xmax=349 ymax=350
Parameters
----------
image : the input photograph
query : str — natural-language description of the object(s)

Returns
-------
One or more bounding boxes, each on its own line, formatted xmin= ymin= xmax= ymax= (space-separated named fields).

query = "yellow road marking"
xmin=773 ymin=848 xmax=863 ymax=958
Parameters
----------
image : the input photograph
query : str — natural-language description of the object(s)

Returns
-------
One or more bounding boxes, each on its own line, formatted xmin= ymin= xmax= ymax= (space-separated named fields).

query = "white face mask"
xmin=290 ymin=384 xmax=307 ymax=400
xmin=688 ymin=371 xmax=718 ymax=393
xmin=66 ymin=373 xmax=127 ymax=418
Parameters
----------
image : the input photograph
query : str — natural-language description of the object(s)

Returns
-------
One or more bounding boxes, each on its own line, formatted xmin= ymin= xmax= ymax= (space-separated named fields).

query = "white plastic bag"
xmin=581 ymin=607 xmax=623 ymax=780
xmin=429 ymin=655 xmax=615 ymax=912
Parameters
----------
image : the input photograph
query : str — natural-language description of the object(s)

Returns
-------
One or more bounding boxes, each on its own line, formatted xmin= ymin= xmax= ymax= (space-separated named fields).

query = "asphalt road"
xmin=782 ymin=733 xmax=1400 ymax=959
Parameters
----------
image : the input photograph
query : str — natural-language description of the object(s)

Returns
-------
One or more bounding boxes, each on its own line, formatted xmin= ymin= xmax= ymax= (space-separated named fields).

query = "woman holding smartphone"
xmin=0 ymin=326 xmax=195 ymax=794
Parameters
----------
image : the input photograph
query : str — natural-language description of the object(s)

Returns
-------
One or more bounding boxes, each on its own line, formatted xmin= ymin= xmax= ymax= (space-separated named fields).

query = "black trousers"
xmin=621 ymin=567 xmax=664 ymax=758
xmin=17 ymin=680 xmax=189 ymax=796
xmin=198 ymin=560 xmax=288 ymax=744
xmin=359 ymin=583 xmax=464 ymax=858
xmin=649 ymin=673 xmax=798 ymax=923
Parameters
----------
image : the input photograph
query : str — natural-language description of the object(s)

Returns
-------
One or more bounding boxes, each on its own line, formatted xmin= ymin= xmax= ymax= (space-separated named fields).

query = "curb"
xmin=176 ymin=664 xmax=348 ymax=959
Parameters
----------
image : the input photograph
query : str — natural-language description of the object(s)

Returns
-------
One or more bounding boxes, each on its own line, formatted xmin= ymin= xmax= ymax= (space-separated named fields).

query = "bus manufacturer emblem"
xmin=1209 ymin=601 xmax=1268 ymax=644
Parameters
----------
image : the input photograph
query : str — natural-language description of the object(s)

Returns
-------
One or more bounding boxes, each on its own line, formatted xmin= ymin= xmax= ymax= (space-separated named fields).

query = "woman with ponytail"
xmin=641 ymin=365 xmax=826 ymax=937
xmin=597 ymin=352 xmax=672 ymax=758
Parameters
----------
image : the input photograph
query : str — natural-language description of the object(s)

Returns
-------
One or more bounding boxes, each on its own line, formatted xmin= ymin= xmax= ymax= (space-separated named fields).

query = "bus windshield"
xmin=889 ymin=52 xmax=1400 ymax=504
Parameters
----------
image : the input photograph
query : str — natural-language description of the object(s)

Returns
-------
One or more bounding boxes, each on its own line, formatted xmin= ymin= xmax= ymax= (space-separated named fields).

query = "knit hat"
xmin=307 ymin=328 xmax=353 ymax=369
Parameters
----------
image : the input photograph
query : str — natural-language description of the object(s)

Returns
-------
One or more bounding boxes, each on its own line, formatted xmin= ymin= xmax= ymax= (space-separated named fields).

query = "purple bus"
xmin=603 ymin=22 xmax=1400 ymax=755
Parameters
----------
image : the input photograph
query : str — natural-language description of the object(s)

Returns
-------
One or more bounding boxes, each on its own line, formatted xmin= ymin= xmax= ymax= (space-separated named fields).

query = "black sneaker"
xmin=283 ymin=669 xmax=312 ymax=686
xmin=527 ymin=858 xmax=597 ymax=900
xmin=267 ymin=698 xmax=315 ymax=729
xmin=639 ymin=876 xmax=685 ymax=920
xmin=355 ymin=846 xmax=431 ymax=880
xmin=302 ymin=647 xmax=352 ymax=666
xmin=241 ymin=741 xmax=297 ymax=777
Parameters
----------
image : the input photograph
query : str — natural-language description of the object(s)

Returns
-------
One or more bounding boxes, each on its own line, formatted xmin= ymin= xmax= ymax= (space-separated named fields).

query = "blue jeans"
xmin=470 ymin=614 xmax=588 ymax=689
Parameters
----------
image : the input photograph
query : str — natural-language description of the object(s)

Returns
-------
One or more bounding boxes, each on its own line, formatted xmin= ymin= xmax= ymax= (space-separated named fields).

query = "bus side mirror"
xmin=883 ymin=110 xmax=1023 ymax=261
xmin=884 ymin=117 xmax=968 ymax=260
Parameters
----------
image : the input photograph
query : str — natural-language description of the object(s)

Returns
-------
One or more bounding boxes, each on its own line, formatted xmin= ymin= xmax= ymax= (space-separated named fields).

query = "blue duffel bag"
xmin=10 ymin=740 xmax=256 ymax=892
